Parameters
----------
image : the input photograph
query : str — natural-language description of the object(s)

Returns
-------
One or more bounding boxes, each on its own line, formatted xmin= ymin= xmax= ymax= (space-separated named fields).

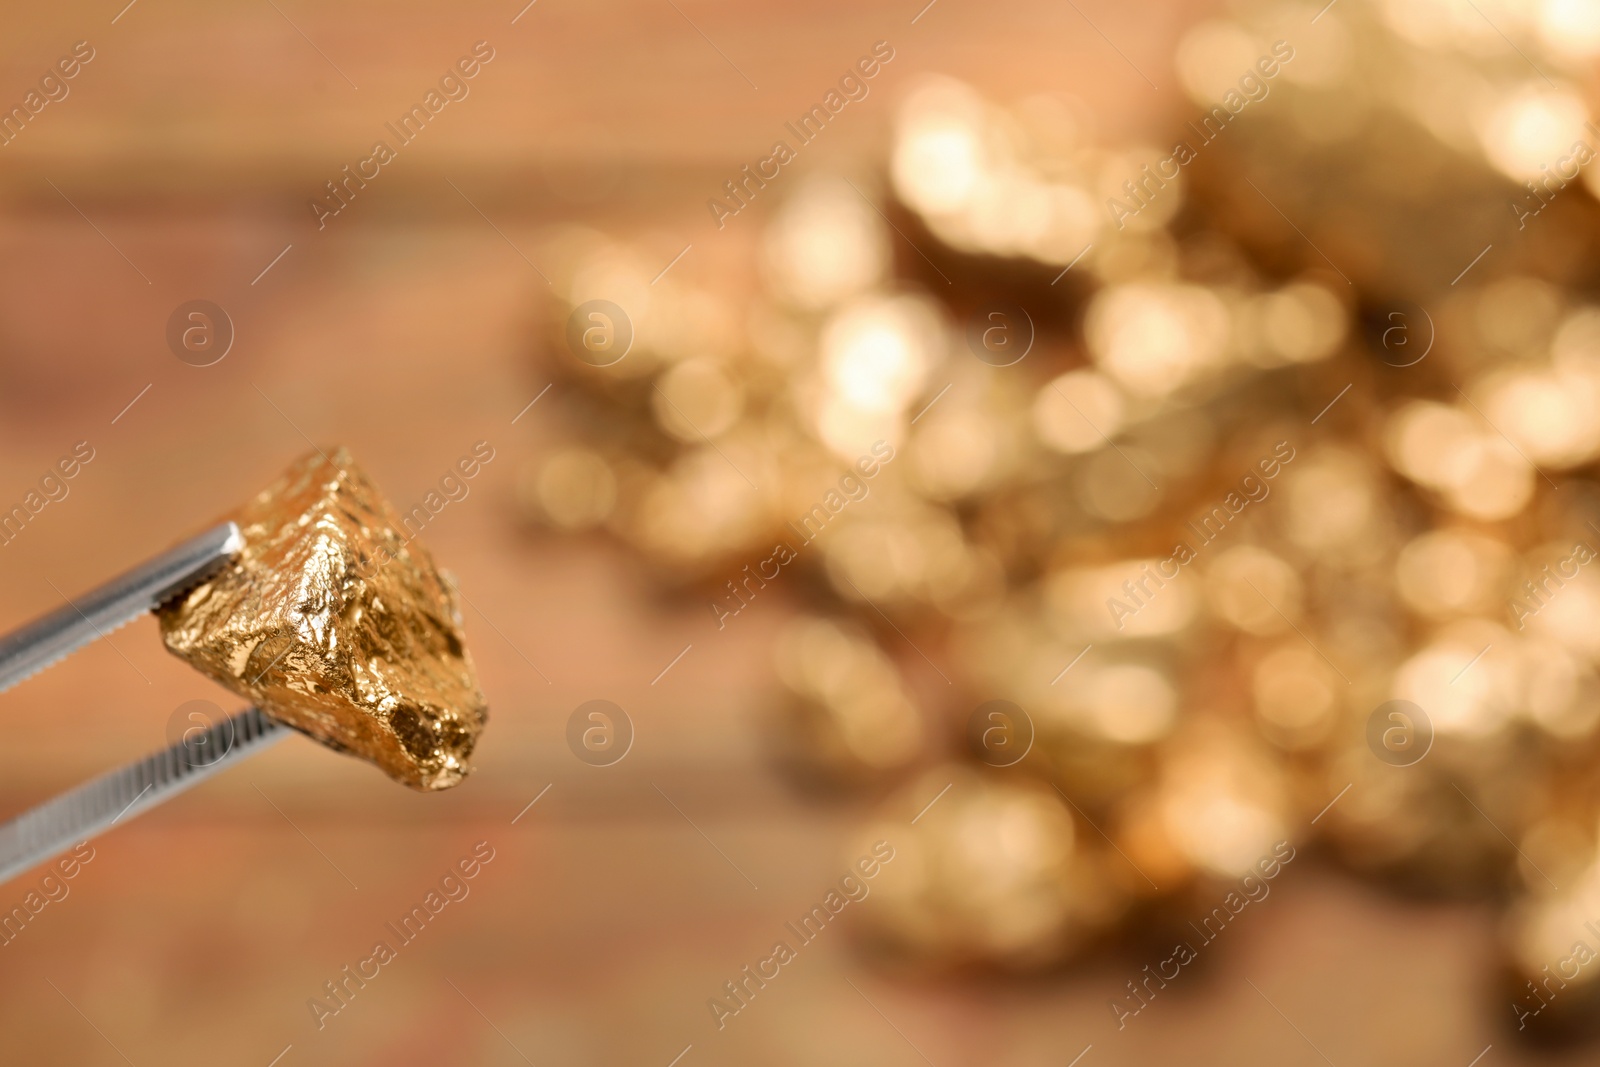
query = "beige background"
xmin=0 ymin=1 xmax=1582 ymax=1064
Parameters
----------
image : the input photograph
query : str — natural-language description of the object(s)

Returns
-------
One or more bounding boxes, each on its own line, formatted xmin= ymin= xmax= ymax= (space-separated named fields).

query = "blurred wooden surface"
xmin=0 ymin=1 xmax=1590 ymax=1064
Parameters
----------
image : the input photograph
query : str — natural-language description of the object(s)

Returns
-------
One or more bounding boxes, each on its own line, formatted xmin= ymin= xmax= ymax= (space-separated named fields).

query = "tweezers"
xmin=0 ymin=523 xmax=288 ymax=885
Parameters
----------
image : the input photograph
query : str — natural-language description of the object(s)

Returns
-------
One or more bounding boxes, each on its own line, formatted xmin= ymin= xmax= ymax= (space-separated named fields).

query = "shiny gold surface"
xmin=157 ymin=448 xmax=486 ymax=791
xmin=512 ymin=0 xmax=1600 ymax=1012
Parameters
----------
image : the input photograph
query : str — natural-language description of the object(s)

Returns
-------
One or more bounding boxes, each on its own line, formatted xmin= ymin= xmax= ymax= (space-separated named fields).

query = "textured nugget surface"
xmin=158 ymin=448 xmax=487 ymax=790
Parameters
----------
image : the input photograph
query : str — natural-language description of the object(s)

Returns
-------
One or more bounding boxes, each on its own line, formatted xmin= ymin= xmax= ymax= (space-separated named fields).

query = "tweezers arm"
xmin=0 ymin=706 xmax=285 ymax=886
xmin=0 ymin=521 xmax=242 ymax=696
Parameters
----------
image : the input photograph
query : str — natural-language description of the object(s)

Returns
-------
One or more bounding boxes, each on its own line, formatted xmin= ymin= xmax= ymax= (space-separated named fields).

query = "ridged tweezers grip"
xmin=0 ymin=521 xmax=243 ymax=696
xmin=0 ymin=706 xmax=285 ymax=885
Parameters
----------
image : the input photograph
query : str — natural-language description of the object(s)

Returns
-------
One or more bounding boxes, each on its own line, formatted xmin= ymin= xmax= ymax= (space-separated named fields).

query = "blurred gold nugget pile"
xmin=520 ymin=0 xmax=1600 ymax=1030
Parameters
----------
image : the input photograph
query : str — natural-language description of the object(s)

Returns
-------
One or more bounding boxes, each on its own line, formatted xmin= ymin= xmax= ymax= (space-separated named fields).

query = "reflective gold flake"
xmin=158 ymin=447 xmax=487 ymax=791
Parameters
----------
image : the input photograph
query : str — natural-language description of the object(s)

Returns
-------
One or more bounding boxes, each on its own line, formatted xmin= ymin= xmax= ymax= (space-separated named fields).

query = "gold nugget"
xmin=158 ymin=447 xmax=487 ymax=791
